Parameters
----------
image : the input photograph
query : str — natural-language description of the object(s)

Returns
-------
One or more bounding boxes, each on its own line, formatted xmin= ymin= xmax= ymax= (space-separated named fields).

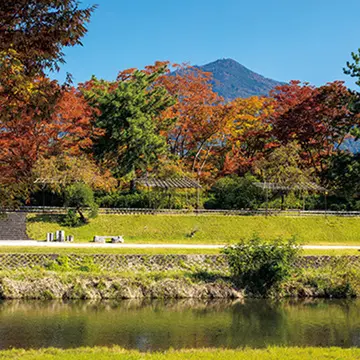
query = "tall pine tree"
xmin=87 ymin=67 xmax=175 ymax=182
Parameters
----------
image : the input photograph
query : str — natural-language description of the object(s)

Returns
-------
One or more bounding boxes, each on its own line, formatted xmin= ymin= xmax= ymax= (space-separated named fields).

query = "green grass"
xmin=0 ymin=347 xmax=360 ymax=359
xmin=27 ymin=214 xmax=360 ymax=244
xmin=0 ymin=246 xmax=221 ymax=255
xmin=0 ymin=246 xmax=359 ymax=256
xmin=302 ymin=249 xmax=360 ymax=256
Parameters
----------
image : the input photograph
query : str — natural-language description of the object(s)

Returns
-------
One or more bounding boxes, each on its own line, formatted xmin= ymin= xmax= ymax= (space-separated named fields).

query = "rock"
xmin=93 ymin=236 xmax=105 ymax=243
xmin=111 ymin=236 xmax=124 ymax=244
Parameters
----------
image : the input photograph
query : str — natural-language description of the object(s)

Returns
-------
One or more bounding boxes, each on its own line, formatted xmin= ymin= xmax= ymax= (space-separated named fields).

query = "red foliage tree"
xmin=269 ymin=80 xmax=355 ymax=174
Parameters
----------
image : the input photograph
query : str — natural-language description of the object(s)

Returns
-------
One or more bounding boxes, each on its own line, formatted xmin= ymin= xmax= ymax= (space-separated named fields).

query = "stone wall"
xmin=0 ymin=213 xmax=30 ymax=240
xmin=0 ymin=254 xmax=359 ymax=272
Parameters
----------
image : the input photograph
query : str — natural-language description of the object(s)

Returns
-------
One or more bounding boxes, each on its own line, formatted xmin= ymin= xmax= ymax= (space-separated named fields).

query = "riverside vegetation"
xmin=1 ymin=236 xmax=360 ymax=300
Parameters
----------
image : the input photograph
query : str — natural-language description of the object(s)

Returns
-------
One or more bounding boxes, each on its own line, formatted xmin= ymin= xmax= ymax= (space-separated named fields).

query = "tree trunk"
xmin=77 ymin=207 xmax=86 ymax=223
xmin=130 ymin=179 xmax=136 ymax=193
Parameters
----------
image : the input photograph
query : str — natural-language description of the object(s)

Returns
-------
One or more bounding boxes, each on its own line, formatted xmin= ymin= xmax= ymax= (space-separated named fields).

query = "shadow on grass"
xmin=27 ymin=214 xmax=64 ymax=224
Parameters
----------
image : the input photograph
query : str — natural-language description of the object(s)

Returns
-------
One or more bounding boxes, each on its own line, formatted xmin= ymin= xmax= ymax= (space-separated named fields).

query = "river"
xmin=0 ymin=299 xmax=359 ymax=350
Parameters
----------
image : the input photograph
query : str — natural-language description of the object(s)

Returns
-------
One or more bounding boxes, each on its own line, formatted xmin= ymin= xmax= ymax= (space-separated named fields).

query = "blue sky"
xmin=55 ymin=0 xmax=360 ymax=89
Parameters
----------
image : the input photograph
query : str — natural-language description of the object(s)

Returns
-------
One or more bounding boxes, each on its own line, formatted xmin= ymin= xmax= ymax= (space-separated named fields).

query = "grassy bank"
xmin=0 ymin=254 xmax=359 ymax=299
xmin=1 ymin=346 xmax=360 ymax=359
xmin=27 ymin=214 xmax=360 ymax=244
xmin=0 ymin=247 xmax=359 ymax=256
xmin=0 ymin=246 xmax=221 ymax=255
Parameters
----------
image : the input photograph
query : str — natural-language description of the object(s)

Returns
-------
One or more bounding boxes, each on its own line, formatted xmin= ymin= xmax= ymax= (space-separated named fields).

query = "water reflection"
xmin=0 ymin=299 xmax=359 ymax=350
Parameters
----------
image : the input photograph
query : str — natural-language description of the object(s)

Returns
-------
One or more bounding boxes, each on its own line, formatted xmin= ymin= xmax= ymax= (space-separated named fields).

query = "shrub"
xmin=205 ymin=174 xmax=264 ymax=210
xmin=294 ymin=257 xmax=360 ymax=298
xmin=44 ymin=255 xmax=100 ymax=272
xmin=222 ymin=235 xmax=300 ymax=296
xmin=64 ymin=183 xmax=98 ymax=225
xmin=97 ymin=189 xmax=201 ymax=209
xmin=62 ymin=209 xmax=81 ymax=227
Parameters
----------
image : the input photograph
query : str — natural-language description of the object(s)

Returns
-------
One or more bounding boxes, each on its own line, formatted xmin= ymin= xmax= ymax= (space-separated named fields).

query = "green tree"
xmin=205 ymin=174 xmax=264 ymax=210
xmin=324 ymin=152 xmax=360 ymax=209
xmin=88 ymin=68 xmax=175 ymax=183
xmin=344 ymin=50 xmax=360 ymax=138
xmin=254 ymin=142 xmax=313 ymax=187
xmin=64 ymin=183 xmax=97 ymax=224
xmin=344 ymin=49 xmax=360 ymax=87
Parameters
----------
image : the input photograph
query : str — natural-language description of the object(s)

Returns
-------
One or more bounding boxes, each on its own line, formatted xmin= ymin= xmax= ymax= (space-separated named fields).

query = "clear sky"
xmin=55 ymin=0 xmax=360 ymax=89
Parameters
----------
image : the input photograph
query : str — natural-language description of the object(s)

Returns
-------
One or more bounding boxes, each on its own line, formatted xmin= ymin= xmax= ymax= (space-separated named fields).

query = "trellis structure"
xmin=253 ymin=181 xmax=329 ymax=215
xmin=135 ymin=176 xmax=202 ymax=209
xmin=34 ymin=178 xmax=68 ymax=206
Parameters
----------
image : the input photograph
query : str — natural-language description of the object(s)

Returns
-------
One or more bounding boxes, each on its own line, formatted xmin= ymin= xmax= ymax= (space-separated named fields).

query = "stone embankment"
xmin=0 ymin=253 xmax=358 ymax=271
xmin=0 ymin=254 xmax=358 ymax=299
xmin=0 ymin=276 xmax=242 ymax=300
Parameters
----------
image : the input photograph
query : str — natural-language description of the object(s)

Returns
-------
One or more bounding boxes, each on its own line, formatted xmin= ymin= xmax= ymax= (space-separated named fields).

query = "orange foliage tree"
xmin=157 ymin=64 xmax=228 ymax=180
xmin=221 ymin=96 xmax=274 ymax=175
xmin=0 ymin=82 xmax=98 ymax=181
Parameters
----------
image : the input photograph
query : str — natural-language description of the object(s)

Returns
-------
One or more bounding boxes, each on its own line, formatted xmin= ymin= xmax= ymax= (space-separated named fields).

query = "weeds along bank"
xmin=1 ymin=346 xmax=360 ymax=360
xmin=1 ymin=247 xmax=360 ymax=299
xmin=26 ymin=213 xmax=360 ymax=244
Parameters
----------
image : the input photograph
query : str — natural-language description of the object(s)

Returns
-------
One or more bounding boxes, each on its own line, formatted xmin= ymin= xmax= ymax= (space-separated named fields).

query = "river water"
xmin=0 ymin=299 xmax=359 ymax=350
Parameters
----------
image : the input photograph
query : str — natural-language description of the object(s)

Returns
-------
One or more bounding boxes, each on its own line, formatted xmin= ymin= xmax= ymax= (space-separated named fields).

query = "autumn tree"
xmin=0 ymin=85 xmax=98 ymax=181
xmin=269 ymin=81 xmax=355 ymax=175
xmin=32 ymin=155 xmax=116 ymax=194
xmin=0 ymin=0 xmax=96 ymax=208
xmin=0 ymin=0 xmax=95 ymax=73
xmin=221 ymin=96 xmax=274 ymax=175
xmin=157 ymin=64 xmax=227 ymax=180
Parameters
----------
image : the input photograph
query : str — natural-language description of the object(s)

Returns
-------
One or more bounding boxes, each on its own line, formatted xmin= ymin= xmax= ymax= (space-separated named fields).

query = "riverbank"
xmin=27 ymin=214 xmax=360 ymax=244
xmin=0 ymin=255 xmax=358 ymax=299
xmin=0 ymin=271 xmax=241 ymax=300
xmin=1 ymin=346 xmax=360 ymax=359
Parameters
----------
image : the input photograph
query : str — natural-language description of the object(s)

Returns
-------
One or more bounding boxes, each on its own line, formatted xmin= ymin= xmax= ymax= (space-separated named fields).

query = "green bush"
xmin=62 ymin=209 xmax=81 ymax=227
xmin=97 ymin=189 xmax=201 ymax=209
xmin=222 ymin=235 xmax=300 ymax=296
xmin=44 ymin=255 xmax=100 ymax=272
xmin=205 ymin=175 xmax=264 ymax=210
xmin=45 ymin=255 xmax=72 ymax=272
xmin=293 ymin=258 xmax=360 ymax=298
xmin=64 ymin=183 xmax=98 ymax=224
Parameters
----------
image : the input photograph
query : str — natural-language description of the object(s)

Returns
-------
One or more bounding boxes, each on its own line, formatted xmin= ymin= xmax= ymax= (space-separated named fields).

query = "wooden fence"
xmin=3 ymin=206 xmax=360 ymax=217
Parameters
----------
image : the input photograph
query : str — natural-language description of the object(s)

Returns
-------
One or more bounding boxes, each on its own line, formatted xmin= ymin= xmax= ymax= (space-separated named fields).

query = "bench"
xmin=93 ymin=235 xmax=124 ymax=244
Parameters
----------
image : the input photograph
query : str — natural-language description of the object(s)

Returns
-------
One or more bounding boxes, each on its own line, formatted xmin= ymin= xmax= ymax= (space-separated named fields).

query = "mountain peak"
xmin=197 ymin=59 xmax=284 ymax=101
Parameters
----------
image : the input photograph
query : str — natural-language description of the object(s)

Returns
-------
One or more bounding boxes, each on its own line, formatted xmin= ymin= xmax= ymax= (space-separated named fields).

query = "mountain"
xmin=195 ymin=59 xmax=360 ymax=154
xmin=197 ymin=58 xmax=284 ymax=101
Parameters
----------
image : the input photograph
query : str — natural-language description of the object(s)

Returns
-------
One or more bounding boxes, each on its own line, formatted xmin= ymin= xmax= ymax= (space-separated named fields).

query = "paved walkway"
xmin=0 ymin=240 xmax=359 ymax=250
